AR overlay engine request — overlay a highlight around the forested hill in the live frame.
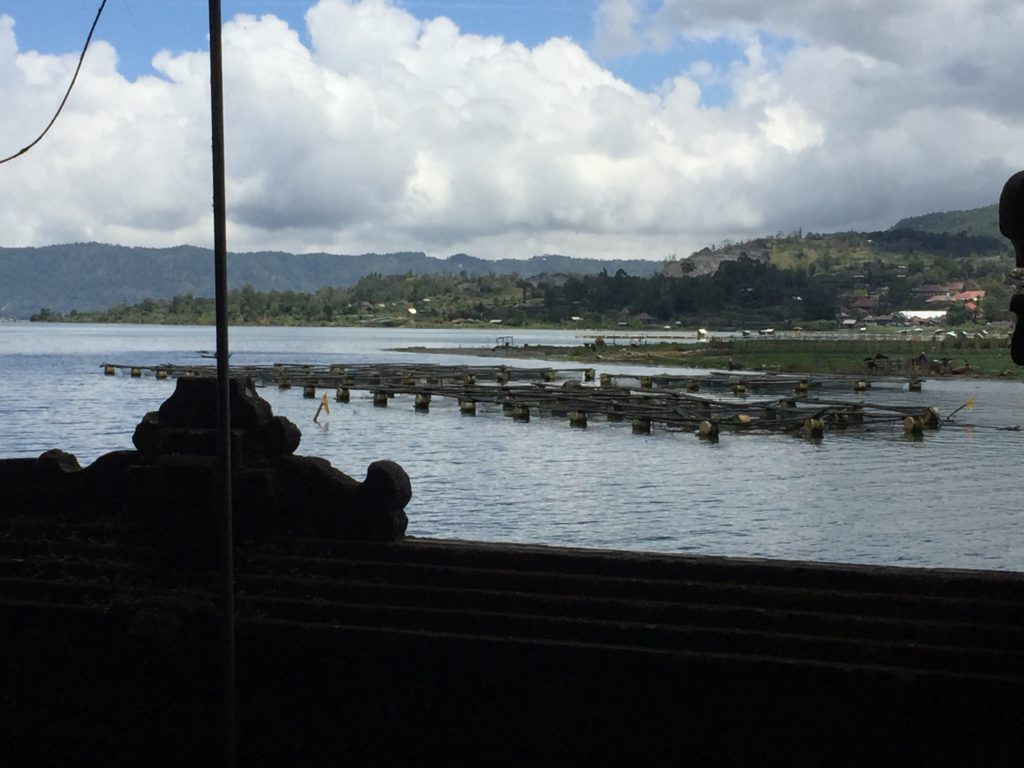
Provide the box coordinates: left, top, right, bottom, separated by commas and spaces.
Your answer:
891, 204, 999, 239
0, 243, 660, 319
1, 204, 1008, 319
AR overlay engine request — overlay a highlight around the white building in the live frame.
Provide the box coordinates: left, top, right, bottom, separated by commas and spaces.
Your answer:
898, 310, 948, 323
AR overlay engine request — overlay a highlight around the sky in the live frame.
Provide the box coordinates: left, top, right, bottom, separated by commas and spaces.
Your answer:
1, 0, 1022, 260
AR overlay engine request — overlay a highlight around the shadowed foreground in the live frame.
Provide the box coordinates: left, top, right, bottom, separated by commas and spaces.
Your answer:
1, 380, 1021, 765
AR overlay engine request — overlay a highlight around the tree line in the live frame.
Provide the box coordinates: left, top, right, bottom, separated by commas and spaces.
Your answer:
31, 257, 845, 328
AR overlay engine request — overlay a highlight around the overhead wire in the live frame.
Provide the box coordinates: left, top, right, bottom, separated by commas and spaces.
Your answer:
0, 0, 109, 165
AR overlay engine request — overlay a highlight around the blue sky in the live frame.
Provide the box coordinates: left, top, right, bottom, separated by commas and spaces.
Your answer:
1, 0, 1021, 258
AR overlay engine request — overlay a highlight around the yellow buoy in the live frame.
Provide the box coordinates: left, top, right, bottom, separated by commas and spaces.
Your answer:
155, 368, 168, 380
104, 365, 116, 376
459, 399, 476, 416
415, 393, 431, 411
512, 405, 530, 422
373, 391, 388, 407
303, 384, 316, 398
698, 420, 719, 441
921, 406, 941, 429
903, 416, 924, 435
335, 387, 350, 403
130, 367, 142, 378
569, 411, 588, 428
803, 418, 824, 439
584, 368, 596, 382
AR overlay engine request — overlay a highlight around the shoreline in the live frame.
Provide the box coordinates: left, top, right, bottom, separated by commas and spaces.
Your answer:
393, 340, 1022, 381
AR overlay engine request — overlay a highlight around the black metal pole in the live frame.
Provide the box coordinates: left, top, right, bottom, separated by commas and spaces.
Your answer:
207, 1, 236, 765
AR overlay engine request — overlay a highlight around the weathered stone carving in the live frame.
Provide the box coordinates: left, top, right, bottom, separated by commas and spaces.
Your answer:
999, 171, 1024, 268
999, 171, 1024, 364
133, 376, 301, 460
0, 377, 411, 565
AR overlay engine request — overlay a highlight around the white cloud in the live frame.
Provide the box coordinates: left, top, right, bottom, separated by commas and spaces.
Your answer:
760, 102, 824, 153
1, 0, 1023, 261
592, 0, 648, 58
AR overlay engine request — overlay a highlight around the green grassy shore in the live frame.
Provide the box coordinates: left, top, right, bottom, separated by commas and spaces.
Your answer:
397, 336, 1022, 379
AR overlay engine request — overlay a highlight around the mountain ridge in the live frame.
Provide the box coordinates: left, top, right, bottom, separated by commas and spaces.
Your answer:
0, 204, 1005, 319
0, 244, 660, 319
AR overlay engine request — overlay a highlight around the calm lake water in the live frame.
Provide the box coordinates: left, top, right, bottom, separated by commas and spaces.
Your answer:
2, 323, 1023, 572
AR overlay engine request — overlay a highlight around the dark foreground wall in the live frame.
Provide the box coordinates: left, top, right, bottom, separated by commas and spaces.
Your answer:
1, 531, 1022, 767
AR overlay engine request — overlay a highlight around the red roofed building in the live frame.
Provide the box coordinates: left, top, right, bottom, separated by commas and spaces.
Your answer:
951, 290, 986, 303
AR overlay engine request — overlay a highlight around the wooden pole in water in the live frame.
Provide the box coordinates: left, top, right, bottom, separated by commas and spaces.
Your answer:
208, 1, 235, 764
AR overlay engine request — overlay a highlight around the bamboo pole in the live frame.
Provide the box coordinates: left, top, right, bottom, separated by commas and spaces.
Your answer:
207, 1, 235, 765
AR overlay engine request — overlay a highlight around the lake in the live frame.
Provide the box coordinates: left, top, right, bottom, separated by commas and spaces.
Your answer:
2, 322, 1022, 572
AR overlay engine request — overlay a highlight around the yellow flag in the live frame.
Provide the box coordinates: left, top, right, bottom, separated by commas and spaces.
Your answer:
321, 393, 330, 414
966, 399, 975, 411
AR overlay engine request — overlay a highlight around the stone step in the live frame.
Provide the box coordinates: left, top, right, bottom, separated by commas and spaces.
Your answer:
270, 535, 1024, 602
6, 538, 1022, 640
3, 540, 1022, 680
240, 548, 1024, 627
236, 595, 1023, 678
3, 534, 1023, 765
235, 572, 1024, 651
3, 563, 1020, 679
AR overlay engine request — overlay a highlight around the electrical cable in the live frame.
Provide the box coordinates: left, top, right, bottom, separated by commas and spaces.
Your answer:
0, 0, 108, 165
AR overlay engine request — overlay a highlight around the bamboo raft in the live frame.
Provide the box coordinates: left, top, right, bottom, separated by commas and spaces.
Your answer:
101, 361, 943, 439
598, 370, 923, 393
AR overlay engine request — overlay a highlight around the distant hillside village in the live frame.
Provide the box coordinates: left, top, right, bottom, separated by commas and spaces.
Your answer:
656, 231, 996, 329
839, 282, 986, 328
